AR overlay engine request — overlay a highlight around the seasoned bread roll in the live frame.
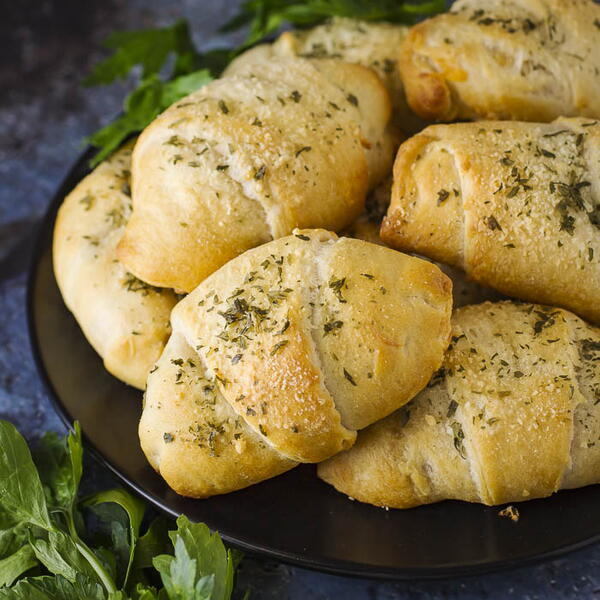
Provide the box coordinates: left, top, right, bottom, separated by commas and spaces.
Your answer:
400, 0, 600, 122
140, 332, 296, 498
225, 17, 424, 134
227, 18, 421, 134
382, 118, 600, 323
276, 18, 408, 113
140, 229, 452, 497
118, 56, 395, 293
319, 301, 600, 508
52, 144, 177, 389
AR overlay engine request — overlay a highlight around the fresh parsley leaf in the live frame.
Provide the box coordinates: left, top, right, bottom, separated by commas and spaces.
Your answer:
33, 424, 83, 513
83, 17, 215, 166
93, 544, 119, 586
154, 536, 215, 600
29, 530, 100, 585
0, 422, 54, 531
221, 0, 447, 47
159, 70, 214, 111
84, 19, 200, 86
84, 489, 146, 590
0, 422, 242, 597
153, 517, 238, 600
131, 518, 171, 573
0, 546, 38, 587
0, 574, 106, 600
87, 70, 212, 166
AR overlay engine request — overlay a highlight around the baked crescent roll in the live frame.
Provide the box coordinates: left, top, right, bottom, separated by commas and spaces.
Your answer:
382, 118, 600, 323
276, 18, 407, 109
140, 332, 296, 498
226, 18, 421, 134
140, 229, 452, 497
319, 301, 600, 508
400, 0, 600, 122
52, 143, 177, 389
118, 56, 395, 293
244, 17, 423, 133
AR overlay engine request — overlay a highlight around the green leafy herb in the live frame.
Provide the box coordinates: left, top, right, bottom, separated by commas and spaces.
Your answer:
447, 400, 458, 418
485, 215, 502, 231
270, 340, 289, 355
329, 277, 347, 303
0, 422, 243, 599
154, 517, 240, 600
451, 421, 466, 459
0, 546, 38, 588
88, 70, 212, 166
83, 18, 216, 166
220, 0, 447, 49
0, 421, 54, 531
323, 320, 344, 336
436, 189, 450, 205
84, 489, 145, 590
84, 20, 198, 86
343, 368, 357, 386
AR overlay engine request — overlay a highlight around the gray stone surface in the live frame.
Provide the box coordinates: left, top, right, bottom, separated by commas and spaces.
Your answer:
2, 1, 600, 597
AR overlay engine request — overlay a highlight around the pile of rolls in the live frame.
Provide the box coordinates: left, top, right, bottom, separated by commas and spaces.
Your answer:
54, 0, 600, 509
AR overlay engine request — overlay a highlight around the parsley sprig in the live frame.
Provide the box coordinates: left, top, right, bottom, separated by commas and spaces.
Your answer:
85, 20, 217, 166
221, 0, 446, 47
84, 0, 445, 166
0, 421, 242, 599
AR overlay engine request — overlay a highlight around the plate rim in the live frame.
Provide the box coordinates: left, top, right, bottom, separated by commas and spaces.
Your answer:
25, 146, 600, 582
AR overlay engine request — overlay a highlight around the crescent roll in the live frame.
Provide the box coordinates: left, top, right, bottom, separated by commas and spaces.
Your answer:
400, 0, 600, 123
52, 144, 177, 389
226, 18, 421, 134
319, 301, 600, 508
140, 332, 297, 498
139, 229, 452, 497
382, 118, 600, 323
118, 56, 395, 293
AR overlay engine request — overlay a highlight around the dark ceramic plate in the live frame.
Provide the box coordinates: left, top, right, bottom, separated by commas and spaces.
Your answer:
27, 148, 600, 580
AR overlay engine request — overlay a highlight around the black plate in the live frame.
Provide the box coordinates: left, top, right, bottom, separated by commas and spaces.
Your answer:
27, 148, 600, 580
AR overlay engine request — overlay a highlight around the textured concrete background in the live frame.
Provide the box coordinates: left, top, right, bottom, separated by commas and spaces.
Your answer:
3, 1, 600, 597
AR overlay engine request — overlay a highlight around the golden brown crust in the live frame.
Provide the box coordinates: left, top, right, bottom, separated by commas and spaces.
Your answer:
319, 301, 600, 508
52, 143, 177, 389
142, 228, 452, 495
171, 230, 356, 463
382, 118, 600, 323
400, 0, 600, 122
139, 332, 296, 498
404, 70, 455, 123
119, 56, 394, 293
344, 185, 503, 308
311, 236, 452, 431
269, 17, 423, 134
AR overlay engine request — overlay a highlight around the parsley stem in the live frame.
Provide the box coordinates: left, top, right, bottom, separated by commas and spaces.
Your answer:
64, 511, 117, 594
